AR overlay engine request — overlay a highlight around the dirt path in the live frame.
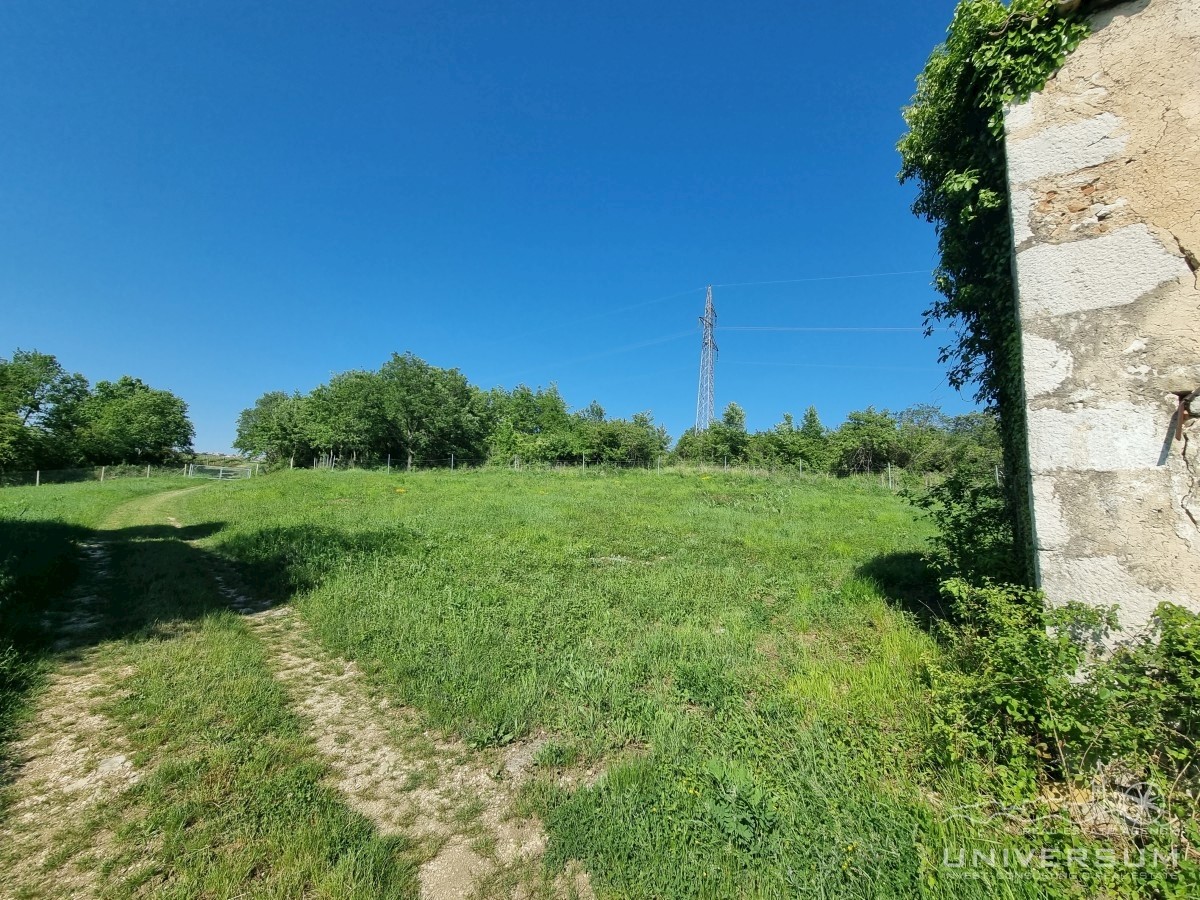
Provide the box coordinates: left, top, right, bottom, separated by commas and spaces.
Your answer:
0, 541, 138, 899
0, 490, 214, 896
1, 487, 592, 900
233, 600, 590, 899
194, 518, 595, 898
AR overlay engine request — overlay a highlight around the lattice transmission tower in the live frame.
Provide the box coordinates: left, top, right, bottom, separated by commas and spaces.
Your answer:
694, 286, 717, 431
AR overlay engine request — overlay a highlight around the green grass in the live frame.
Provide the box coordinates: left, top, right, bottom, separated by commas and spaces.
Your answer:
2, 469, 1071, 898
170, 467, 1051, 899
1, 482, 420, 898
103, 616, 418, 899
0, 478, 190, 763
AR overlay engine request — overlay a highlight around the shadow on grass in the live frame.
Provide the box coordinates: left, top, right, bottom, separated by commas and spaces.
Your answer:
0, 518, 258, 653
211, 523, 421, 598
0, 515, 407, 670
1, 513, 423, 897
0, 515, 297, 762
857, 551, 948, 632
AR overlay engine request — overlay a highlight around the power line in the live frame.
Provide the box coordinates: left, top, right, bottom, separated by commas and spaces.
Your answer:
729, 361, 941, 372
718, 326, 924, 333
710, 269, 930, 289
475, 267, 938, 389
490, 329, 695, 384
497, 268, 932, 350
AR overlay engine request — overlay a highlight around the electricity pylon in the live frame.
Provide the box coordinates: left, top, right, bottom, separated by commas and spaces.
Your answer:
695, 286, 717, 431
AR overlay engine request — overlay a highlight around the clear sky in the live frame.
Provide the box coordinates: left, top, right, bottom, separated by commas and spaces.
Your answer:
1, 0, 970, 453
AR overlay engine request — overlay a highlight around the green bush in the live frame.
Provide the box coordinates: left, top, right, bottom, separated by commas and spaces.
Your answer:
930, 584, 1200, 790
1098, 604, 1200, 773
926, 582, 1200, 893
909, 465, 1019, 583
925, 579, 1112, 796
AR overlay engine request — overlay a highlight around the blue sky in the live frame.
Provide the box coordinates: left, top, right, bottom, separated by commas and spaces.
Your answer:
1, 0, 969, 452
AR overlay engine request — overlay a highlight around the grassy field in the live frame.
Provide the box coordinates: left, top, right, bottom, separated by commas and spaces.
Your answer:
171, 467, 1037, 899
0, 479, 188, 754
1, 482, 422, 898
1, 468, 1056, 898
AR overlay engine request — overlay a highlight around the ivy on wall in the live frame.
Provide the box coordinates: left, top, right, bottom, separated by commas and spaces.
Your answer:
897, 0, 1093, 581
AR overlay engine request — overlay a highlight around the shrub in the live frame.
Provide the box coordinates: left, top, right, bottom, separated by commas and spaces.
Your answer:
926, 587, 1200, 893
925, 579, 1112, 796
1097, 604, 1200, 773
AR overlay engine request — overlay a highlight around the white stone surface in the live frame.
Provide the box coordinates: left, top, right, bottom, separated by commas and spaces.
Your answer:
1039, 554, 1169, 631
1031, 478, 1071, 551
1026, 403, 1161, 473
1016, 224, 1189, 317
1004, 100, 1036, 134
1010, 188, 1035, 246
1007, 0, 1200, 627
1023, 333, 1074, 396
1007, 112, 1126, 185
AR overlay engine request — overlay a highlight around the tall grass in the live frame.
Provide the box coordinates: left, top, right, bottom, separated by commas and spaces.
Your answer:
2, 479, 421, 897
0, 479, 185, 768
175, 467, 1051, 899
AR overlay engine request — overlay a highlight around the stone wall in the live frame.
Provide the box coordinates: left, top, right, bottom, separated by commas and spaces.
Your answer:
1004, 0, 1199, 630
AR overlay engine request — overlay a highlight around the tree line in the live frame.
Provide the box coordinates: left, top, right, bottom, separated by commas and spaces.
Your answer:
234, 352, 670, 468
674, 401, 1000, 476
0, 349, 195, 471
237, 351, 998, 474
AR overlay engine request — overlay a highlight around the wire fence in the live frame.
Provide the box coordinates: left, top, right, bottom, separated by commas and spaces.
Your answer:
2, 456, 957, 494
0, 464, 197, 489
279, 453, 944, 493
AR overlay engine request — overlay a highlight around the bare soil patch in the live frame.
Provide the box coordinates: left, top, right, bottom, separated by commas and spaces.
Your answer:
203, 561, 593, 899
0, 545, 138, 899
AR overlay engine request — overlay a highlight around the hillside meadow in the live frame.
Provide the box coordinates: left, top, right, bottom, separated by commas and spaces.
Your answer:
0, 468, 1051, 899
172, 468, 1020, 898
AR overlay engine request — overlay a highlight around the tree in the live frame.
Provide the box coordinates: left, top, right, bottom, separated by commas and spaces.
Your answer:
795, 406, 833, 472
579, 411, 668, 464
721, 402, 746, 432
671, 427, 699, 461
831, 407, 902, 475
378, 352, 482, 469
486, 384, 577, 462
0, 412, 41, 471
704, 402, 749, 463
799, 406, 824, 442
896, 404, 952, 472
0, 350, 90, 468
673, 403, 748, 465
0, 350, 85, 427
76, 376, 194, 464
307, 371, 387, 463
579, 400, 606, 423
234, 391, 313, 466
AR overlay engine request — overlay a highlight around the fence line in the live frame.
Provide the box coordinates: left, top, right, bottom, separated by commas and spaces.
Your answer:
1, 461, 262, 489
275, 455, 936, 492
185, 463, 255, 480
2, 457, 946, 494
0, 464, 198, 489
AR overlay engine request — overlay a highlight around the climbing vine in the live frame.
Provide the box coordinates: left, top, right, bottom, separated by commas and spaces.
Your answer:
898, 0, 1092, 581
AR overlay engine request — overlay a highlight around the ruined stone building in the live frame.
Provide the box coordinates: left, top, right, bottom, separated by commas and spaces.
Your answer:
1004, 0, 1199, 629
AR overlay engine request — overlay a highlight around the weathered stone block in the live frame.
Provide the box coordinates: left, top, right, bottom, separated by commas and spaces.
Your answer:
1005, 0, 1200, 631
